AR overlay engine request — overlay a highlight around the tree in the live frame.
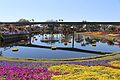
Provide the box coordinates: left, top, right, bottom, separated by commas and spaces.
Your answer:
59, 19, 63, 22
31, 19, 34, 22
17, 19, 30, 32
18, 19, 30, 22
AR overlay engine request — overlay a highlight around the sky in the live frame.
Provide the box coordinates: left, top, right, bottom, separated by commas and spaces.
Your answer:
0, 0, 120, 22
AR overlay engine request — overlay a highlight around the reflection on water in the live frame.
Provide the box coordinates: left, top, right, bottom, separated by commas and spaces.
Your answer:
32, 34, 120, 52
0, 34, 120, 59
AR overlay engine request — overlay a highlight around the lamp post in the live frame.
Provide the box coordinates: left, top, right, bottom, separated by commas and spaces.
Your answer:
71, 25, 74, 48
29, 19, 34, 44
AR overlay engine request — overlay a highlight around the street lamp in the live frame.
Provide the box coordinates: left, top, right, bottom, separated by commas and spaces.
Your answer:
71, 25, 74, 48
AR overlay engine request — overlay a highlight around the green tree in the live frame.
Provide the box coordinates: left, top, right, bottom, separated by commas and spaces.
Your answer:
18, 19, 30, 22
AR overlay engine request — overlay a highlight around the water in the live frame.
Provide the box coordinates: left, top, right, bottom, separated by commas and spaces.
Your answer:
0, 34, 120, 59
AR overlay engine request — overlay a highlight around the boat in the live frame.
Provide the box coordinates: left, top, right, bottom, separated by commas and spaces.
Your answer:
91, 43, 96, 46
12, 48, 19, 52
51, 46, 57, 50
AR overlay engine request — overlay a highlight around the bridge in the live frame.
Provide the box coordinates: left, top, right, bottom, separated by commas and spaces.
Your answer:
0, 22, 120, 25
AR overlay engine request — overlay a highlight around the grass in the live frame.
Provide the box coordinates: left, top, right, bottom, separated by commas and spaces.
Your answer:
0, 52, 119, 62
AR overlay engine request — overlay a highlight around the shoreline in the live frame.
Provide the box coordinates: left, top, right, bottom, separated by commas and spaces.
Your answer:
0, 52, 119, 62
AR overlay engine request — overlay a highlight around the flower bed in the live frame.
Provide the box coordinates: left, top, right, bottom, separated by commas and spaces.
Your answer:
108, 60, 120, 68
0, 58, 119, 80
108, 34, 120, 37
85, 32, 107, 35
48, 64, 120, 80
0, 66, 52, 80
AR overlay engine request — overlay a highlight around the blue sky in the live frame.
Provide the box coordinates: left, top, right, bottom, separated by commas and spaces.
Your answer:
0, 0, 120, 22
